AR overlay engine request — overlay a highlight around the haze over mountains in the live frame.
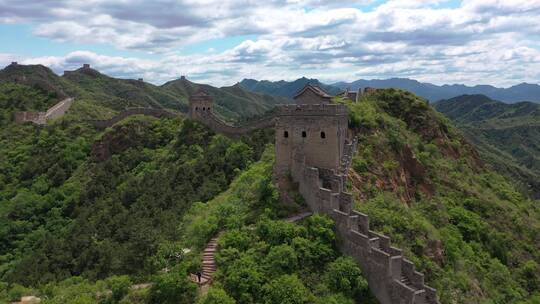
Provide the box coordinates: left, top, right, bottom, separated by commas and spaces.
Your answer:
241, 77, 540, 104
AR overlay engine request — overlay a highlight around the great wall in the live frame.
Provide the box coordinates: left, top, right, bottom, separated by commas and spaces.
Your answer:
14, 97, 74, 125
188, 87, 441, 304
11, 79, 440, 303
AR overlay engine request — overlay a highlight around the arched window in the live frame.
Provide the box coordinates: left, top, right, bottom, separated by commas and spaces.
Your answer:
302, 131, 307, 138
202, 107, 206, 111
284, 131, 289, 138
195, 106, 199, 111
207, 107, 211, 111
320, 131, 326, 139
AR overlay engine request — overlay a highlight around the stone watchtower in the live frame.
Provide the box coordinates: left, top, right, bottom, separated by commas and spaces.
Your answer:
275, 84, 349, 175
188, 90, 214, 120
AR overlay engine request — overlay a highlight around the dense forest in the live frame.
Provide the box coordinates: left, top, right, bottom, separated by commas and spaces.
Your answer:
1, 76, 540, 304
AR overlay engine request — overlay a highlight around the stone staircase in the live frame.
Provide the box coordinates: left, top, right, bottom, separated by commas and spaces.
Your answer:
190, 237, 218, 285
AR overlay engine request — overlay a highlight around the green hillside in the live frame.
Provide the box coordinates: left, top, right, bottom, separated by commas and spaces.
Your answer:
0, 64, 289, 123
162, 78, 291, 122
1, 83, 539, 304
337, 90, 540, 303
434, 95, 540, 198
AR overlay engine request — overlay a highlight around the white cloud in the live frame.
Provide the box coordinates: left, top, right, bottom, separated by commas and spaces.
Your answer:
0, 0, 539, 86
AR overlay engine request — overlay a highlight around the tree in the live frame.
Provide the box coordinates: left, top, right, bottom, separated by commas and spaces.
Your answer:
148, 271, 197, 304
265, 244, 298, 275
262, 274, 314, 304
324, 257, 368, 298
197, 287, 236, 304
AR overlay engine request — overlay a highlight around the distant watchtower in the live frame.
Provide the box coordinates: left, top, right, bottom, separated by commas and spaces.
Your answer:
189, 90, 214, 120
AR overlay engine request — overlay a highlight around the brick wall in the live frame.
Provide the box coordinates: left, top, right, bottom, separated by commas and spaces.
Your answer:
288, 151, 440, 304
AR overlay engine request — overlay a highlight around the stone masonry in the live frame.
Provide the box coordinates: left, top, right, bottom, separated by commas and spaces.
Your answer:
187, 86, 440, 304
14, 97, 74, 125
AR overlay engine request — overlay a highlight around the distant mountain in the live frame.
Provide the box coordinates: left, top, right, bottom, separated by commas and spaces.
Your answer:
434, 94, 540, 198
239, 77, 341, 99
0, 63, 288, 121
333, 78, 540, 103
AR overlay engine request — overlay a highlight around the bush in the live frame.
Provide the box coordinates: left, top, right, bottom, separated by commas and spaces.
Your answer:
105, 275, 132, 303
197, 287, 236, 304
148, 271, 197, 304
262, 274, 314, 304
265, 244, 298, 275
324, 257, 368, 297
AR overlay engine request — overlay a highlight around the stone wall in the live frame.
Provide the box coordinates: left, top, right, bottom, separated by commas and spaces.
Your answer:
274, 104, 349, 175
14, 97, 74, 125
88, 108, 177, 129
192, 110, 276, 137
288, 151, 440, 304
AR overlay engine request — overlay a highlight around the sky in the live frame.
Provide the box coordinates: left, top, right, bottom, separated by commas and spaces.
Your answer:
0, 0, 539, 87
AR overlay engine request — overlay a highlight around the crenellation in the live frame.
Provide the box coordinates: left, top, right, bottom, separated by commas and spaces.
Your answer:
186, 86, 440, 304
14, 97, 74, 125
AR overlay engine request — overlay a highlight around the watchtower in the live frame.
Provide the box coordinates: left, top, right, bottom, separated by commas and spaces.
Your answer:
274, 104, 348, 175
189, 90, 214, 120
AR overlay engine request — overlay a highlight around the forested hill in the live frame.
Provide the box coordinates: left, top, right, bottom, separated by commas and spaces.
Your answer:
339, 89, 540, 303
434, 94, 540, 198
1, 77, 540, 304
0, 63, 288, 122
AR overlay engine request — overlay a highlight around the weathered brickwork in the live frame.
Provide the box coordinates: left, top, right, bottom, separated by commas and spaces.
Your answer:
89, 108, 177, 129
286, 151, 439, 304
187, 87, 440, 304
14, 97, 74, 125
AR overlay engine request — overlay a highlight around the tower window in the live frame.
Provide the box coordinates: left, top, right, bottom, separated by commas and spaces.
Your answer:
284, 131, 289, 138
207, 107, 211, 111
302, 131, 307, 138
320, 131, 326, 139
202, 107, 206, 111
195, 106, 199, 111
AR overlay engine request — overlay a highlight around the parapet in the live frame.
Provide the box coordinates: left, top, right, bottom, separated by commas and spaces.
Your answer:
83, 63, 90, 68
11, 61, 18, 66
288, 152, 440, 304
276, 104, 349, 117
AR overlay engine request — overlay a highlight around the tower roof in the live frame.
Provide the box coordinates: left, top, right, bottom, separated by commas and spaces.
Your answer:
293, 84, 332, 100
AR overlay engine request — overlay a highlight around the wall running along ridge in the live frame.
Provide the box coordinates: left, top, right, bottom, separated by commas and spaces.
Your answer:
288, 150, 439, 304
188, 93, 441, 304
14, 97, 74, 125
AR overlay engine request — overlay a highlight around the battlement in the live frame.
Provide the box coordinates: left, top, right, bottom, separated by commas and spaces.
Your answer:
83, 63, 90, 68
288, 151, 440, 304
11, 61, 18, 66
276, 104, 348, 117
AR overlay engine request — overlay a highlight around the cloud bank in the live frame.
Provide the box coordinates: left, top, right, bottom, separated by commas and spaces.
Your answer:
1, 0, 539, 86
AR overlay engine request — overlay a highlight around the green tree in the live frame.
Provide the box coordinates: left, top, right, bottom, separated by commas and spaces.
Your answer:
324, 257, 368, 297
265, 244, 298, 275
262, 274, 314, 304
148, 271, 197, 304
197, 287, 236, 304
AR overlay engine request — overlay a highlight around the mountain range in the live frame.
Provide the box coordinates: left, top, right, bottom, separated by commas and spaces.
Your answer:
240, 77, 540, 103
434, 94, 540, 198
0, 63, 290, 122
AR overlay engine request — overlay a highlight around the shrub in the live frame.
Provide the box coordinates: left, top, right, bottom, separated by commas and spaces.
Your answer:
197, 287, 236, 304
262, 274, 314, 304
148, 271, 197, 304
324, 257, 368, 297
265, 244, 298, 275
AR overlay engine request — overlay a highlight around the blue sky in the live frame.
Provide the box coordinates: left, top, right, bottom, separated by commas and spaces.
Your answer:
1, 0, 539, 87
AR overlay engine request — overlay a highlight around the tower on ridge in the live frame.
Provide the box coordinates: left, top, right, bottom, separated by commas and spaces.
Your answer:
188, 90, 213, 120
274, 104, 348, 175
